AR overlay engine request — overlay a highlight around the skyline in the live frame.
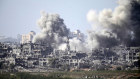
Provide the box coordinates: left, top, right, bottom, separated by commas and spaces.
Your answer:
0, 0, 140, 77
0, 0, 117, 38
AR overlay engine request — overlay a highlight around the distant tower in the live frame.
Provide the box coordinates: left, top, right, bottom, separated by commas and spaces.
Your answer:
66, 37, 70, 54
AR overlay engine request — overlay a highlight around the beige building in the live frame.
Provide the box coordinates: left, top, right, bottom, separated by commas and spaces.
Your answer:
21, 31, 36, 44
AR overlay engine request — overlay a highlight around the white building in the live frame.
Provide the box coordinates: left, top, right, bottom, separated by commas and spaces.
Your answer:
21, 31, 36, 44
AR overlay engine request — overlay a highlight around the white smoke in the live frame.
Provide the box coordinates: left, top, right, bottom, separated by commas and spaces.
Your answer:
86, 0, 132, 48
33, 11, 69, 49
58, 43, 67, 51
87, 0, 131, 28
69, 37, 90, 52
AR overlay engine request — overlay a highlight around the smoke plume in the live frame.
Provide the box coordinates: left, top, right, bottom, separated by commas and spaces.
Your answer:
69, 37, 89, 52
130, 0, 140, 46
33, 11, 69, 49
33, 0, 140, 52
33, 11, 89, 52
87, 0, 140, 48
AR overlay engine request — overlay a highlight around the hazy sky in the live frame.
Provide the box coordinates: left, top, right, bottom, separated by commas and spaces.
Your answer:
0, 0, 117, 38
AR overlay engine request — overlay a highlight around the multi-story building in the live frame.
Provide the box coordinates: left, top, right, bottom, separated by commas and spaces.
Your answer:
126, 47, 140, 63
21, 31, 36, 44
111, 46, 129, 62
12, 45, 21, 58
39, 58, 49, 67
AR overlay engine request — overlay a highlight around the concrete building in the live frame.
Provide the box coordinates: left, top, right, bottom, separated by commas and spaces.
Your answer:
21, 31, 36, 44
12, 45, 21, 58
126, 47, 140, 62
0, 42, 12, 59
39, 58, 49, 67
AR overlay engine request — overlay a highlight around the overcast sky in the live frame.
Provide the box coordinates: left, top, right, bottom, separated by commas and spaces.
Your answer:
0, 0, 117, 38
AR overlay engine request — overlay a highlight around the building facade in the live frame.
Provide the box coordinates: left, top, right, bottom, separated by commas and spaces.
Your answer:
21, 31, 36, 44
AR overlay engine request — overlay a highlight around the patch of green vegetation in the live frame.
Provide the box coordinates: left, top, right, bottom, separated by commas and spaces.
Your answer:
0, 72, 73, 79
0, 70, 139, 79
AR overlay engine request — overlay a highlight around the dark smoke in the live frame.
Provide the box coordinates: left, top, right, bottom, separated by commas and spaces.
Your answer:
87, 0, 140, 49
129, 0, 140, 46
96, 34, 119, 48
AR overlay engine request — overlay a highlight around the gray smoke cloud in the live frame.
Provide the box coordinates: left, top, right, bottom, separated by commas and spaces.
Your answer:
33, 11, 69, 49
130, 0, 140, 46
33, 11, 89, 52
33, 0, 140, 53
87, 0, 140, 48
